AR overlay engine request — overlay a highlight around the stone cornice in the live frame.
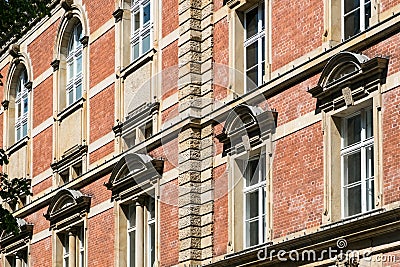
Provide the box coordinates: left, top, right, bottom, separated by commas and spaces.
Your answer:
207, 207, 400, 267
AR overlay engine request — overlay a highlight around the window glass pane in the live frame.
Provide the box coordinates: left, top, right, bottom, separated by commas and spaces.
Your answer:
76, 84, 82, 100
16, 127, 21, 141
344, 0, 360, 14
261, 37, 265, 62
134, 12, 140, 31
366, 146, 374, 178
365, 1, 371, 29
76, 23, 83, 42
346, 114, 361, 146
22, 122, 27, 138
148, 198, 155, 220
76, 55, 82, 74
68, 90, 74, 106
260, 2, 265, 30
64, 259, 69, 267
133, 43, 139, 60
129, 204, 136, 227
23, 97, 28, 114
129, 231, 136, 267
17, 102, 21, 118
245, 190, 259, 219
246, 42, 258, 69
344, 151, 361, 185
344, 185, 361, 216
149, 223, 155, 266
246, 220, 259, 247
246, 68, 258, 91
143, 3, 151, 24
246, 8, 258, 39
142, 34, 151, 54
245, 158, 259, 186
366, 108, 373, 138
366, 178, 374, 211
344, 10, 360, 39
67, 63, 73, 82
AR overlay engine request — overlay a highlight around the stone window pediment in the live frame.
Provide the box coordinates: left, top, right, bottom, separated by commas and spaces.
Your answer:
0, 218, 33, 253
104, 153, 163, 200
309, 52, 389, 112
217, 104, 277, 156
44, 189, 91, 229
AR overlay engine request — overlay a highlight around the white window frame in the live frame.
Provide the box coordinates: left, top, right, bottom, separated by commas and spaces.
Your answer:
243, 154, 266, 248
62, 234, 70, 267
78, 227, 85, 267
66, 24, 83, 106
130, 0, 153, 61
127, 203, 136, 267
341, 108, 374, 218
147, 198, 155, 267
244, 2, 265, 92
15, 70, 29, 142
341, 0, 371, 40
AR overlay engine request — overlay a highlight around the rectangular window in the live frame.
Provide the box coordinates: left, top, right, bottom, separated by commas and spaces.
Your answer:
342, 0, 371, 40
243, 154, 266, 248
341, 108, 374, 217
131, 0, 153, 61
126, 197, 156, 267
5, 249, 28, 267
244, 2, 265, 92
127, 203, 136, 267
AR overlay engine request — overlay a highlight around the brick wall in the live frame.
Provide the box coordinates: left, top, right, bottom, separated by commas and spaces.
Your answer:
32, 177, 52, 196
25, 207, 49, 235
87, 208, 115, 267
264, 74, 318, 126
213, 163, 228, 257
89, 140, 114, 164
213, 18, 229, 101
32, 127, 52, 177
30, 238, 52, 267
380, 0, 400, 12
90, 84, 115, 143
363, 32, 400, 76
80, 174, 112, 207
162, 0, 179, 37
89, 28, 115, 88
83, 0, 114, 34
148, 137, 178, 173
162, 41, 178, 100
272, 0, 323, 71
382, 86, 400, 205
159, 179, 179, 266
272, 122, 324, 238
28, 21, 59, 78
33, 76, 53, 128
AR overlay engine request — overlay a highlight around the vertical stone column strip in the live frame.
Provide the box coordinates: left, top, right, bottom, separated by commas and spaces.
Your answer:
177, 0, 214, 263
68, 230, 76, 267
135, 198, 144, 267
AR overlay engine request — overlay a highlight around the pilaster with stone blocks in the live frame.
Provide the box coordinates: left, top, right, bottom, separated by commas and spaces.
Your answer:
177, 0, 215, 263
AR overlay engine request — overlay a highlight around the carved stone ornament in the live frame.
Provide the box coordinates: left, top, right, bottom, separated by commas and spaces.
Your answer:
8, 44, 20, 58
309, 52, 389, 112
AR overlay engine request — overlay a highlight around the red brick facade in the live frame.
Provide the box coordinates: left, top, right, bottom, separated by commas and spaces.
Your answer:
0, 0, 400, 266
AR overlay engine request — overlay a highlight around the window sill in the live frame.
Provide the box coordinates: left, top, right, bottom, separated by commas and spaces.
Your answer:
119, 48, 156, 79
7, 136, 30, 156
57, 97, 85, 122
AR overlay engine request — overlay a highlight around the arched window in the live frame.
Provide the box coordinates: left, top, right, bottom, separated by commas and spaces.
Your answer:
15, 69, 29, 142
66, 23, 83, 106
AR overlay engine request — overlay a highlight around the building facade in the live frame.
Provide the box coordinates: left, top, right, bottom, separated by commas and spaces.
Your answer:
0, 0, 400, 266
